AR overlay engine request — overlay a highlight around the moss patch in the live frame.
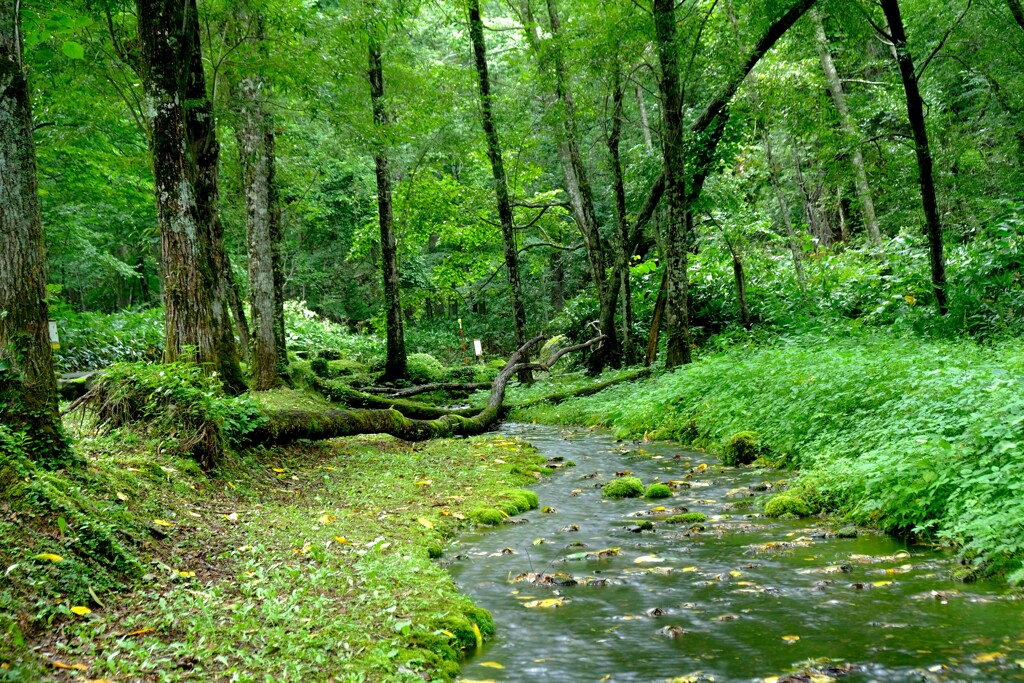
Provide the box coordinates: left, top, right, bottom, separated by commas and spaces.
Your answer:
764, 495, 812, 518
602, 476, 644, 498
722, 431, 760, 466
665, 512, 708, 524
644, 483, 672, 499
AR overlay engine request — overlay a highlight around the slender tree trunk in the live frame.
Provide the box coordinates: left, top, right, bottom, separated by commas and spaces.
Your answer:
237, 70, 283, 390
635, 83, 655, 153
368, 32, 408, 382
811, 10, 882, 248
138, 0, 226, 379
608, 66, 635, 363
267, 126, 288, 374
837, 187, 849, 242
1009, 0, 1024, 31
0, 2, 71, 466
183, 0, 246, 394
227, 266, 251, 362
881, 0, 948, 314
652, 0, 692, 368
645, 270, 667, 366
763, 134, 806, 291
732, 254, 751, 328
467, 0, 532, 382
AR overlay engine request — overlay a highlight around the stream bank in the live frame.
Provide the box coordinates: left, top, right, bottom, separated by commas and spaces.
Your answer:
448, 423, 1024, 683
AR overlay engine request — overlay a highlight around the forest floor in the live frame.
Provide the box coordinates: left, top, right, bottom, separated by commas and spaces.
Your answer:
1, 415, 551, 682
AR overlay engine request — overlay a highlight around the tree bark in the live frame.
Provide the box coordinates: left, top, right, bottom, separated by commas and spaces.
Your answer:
467, 0, 533, 383
635, 83, 655, 153
645, 270, 667, 367
183, 0, 246, 394
811, 10, 882, 248
137, 0, 227, 380
732, 255, 751, 328
368, 31, 408, 382
0, 2, 71, 466
608, 66, 635, 363
652, 0, 693, 368
880, 0, 948, 314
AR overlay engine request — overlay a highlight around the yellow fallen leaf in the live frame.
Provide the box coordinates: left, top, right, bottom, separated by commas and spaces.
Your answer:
472, 621, 483, 649
71, 606, 92, 616
972, 652, 1005, 664
85, 679, 116, 683
416, 480, 432, 486
116, 492, 129, 502
729, 571, 742, 577
873, 580, 893, 587
694, 463, 708, 472
272, 468, 285, 473
781, 635, 800, 642
292, 543, 312, 555
479, 662, 505, 669
417, 518, 434, 529
764, 678, 780, 683
324, 466, 336, 471
174, 570, 195, 578
318, 514, 337, 524
650, 506, 667, 512
35, 553, 64, 562
126, 627, 155, 636
227, 481, 235, 489
52, 661, 89, 670
524, 598, 565, 608
634, 555, 663, 564
682, 566, 699, 572
151, 519, 174, 527
333, 536, 350, 545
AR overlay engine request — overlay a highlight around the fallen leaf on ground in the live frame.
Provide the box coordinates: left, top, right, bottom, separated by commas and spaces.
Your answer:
71, 606, 92, 616
318, 514, 337, 524
151, 519, 174, 527
417, 518, 434, 529
52, 661, 89, 670
35, 553, 63, 562
125, 627, 155, 636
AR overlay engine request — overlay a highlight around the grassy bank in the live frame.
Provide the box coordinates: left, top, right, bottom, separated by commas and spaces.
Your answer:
512, 330, 1024, 582
1, 399, 549, 682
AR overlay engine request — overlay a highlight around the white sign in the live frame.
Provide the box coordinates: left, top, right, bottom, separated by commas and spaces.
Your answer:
473, 339, 483, 357
48, 319, 59, 349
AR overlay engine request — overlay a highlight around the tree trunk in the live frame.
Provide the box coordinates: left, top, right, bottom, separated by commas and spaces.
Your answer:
368, 32, 408, 383
227, 264, 251, 362
183, 0, 246, 394
608, 67, 635, 363
732, 253, 751, 328
645, 270, 667, 366
652, 0, 692, 368
1009, 0, 1024, 31
635, 83, 655, 153
811, 10, 882, 248
881, 0, 948, 314
467, 0, 532, 383
0, 2, 71, 466
138, 0, 226, 379
267, 125, 288, 377
763, 134, 806, 291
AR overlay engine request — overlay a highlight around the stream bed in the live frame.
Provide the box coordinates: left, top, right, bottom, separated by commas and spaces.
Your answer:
445, 423, 1024, 683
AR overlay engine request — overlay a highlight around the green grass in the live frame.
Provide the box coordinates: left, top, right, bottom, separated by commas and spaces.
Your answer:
0, 421, 547, 681
512, 329, 1024, 582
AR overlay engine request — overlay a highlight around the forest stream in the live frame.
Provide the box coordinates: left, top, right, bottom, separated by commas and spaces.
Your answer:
446, 424, 1024, 683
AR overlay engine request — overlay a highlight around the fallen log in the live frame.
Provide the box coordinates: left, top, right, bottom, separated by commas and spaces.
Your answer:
510, 368, 651, 411
252, 334, 605, 445
312, 378, 478, 420
360, 381, 492, 398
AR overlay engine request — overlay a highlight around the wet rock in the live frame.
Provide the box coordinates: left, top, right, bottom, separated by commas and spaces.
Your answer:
560, 524, 580, 532
628, 520, 655, 533
658, 625, 686, 638
836, 526, 859, 539
750, 481, 773, 492
646, 607, 666, 617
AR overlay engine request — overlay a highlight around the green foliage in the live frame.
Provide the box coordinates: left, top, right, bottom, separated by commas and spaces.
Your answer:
723, 431, 761, 467
764, 495, 812, 518
602, 476, 644, 499
519, 329, 1024, 581
644, 483, 673, 499
284, 302, 382, 363
53, 308, 164, 371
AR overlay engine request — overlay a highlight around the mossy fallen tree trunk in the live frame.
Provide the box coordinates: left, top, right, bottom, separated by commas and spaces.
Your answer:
312, 378, 478, 420
251, 335, 604, 446
360, 381, 492, 398
510, 368, 651, 411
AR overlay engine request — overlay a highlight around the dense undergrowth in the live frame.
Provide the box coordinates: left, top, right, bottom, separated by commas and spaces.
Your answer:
513, 328, 1024, 582
1, 397, 549, 681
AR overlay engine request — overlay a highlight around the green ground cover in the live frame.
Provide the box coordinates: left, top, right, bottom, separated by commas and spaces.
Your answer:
512, 329, 1024, 582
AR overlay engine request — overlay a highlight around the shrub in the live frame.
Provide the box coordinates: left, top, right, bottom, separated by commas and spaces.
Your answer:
602, 476, 644, 498
644, 483, 672, 499
764, 495, 812, 518
722, 431, 760, 466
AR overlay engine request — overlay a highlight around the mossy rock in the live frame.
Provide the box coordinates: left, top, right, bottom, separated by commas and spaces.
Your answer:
317, 349, 343, 360
469, 507, 505, 526
406, 353, 447, 385
722, 431, 760, 466
644, 483, 672, 499
503, 489, 539, 513
602, 476, 644, 499
763, 495, 811, 518
665, 512, 707, 524
310, 357, 330, 379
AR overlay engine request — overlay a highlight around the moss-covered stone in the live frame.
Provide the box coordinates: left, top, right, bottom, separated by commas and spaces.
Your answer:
503, 489, 539, 513
722, 431, 760, 466
665, 512, 707, 524
602, 476, 644, 498
469, 507, 505, 526
764, 494, 812, 518
644, 483, 672, 499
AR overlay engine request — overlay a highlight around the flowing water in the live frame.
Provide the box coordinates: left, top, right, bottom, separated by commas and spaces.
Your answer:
445, 424, 1024, 683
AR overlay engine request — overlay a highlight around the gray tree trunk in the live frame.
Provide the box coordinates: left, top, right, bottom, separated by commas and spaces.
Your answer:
0, 1, 71, 466
811, 10, 882, 248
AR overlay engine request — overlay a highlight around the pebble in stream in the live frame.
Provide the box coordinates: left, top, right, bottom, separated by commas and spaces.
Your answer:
446, 424, 1024, 683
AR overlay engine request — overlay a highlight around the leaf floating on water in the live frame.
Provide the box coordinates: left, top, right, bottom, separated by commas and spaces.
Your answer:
682, 566, 700, 573
729, 571, 742, 577
694, 463, 708, 473
872, 580, 893, 587
670, 674, 715, 683
634, 555, 663, 564
781, 635, 800, 642
972, 652, 1006, 664
523, 597, 566, 609
479, 662, 505, 669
